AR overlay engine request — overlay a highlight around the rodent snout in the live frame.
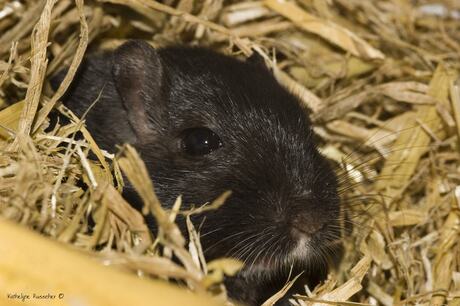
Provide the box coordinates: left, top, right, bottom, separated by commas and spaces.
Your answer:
288, 213, 325, 238
267, 192, 332, 238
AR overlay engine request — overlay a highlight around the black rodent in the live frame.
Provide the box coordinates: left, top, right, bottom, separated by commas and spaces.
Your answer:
52, 40, 343, 306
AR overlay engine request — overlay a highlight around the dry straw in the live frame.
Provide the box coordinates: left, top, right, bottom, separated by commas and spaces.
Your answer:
0, 0, 459, 305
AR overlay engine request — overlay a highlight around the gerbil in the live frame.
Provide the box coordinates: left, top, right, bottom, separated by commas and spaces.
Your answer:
52, 40, 343, 306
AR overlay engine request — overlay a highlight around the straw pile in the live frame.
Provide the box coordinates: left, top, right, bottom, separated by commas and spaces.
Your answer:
0, 0, 459, 305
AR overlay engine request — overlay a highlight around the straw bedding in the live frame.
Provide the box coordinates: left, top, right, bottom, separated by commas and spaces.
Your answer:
0, 0, 459, 305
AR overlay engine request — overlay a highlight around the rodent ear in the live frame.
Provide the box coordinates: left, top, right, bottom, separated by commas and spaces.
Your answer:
112, 40, 163, 143
246, 51, 269, 70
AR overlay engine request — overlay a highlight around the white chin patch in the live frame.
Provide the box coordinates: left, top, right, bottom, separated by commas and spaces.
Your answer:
240, 237, 313, 277
288, 236, 311, 262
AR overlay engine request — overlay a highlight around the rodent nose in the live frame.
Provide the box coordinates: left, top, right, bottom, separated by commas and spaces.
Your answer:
289, 214, 324, 237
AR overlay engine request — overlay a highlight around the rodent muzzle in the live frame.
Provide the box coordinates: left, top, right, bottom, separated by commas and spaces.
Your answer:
289, 213, 325, 238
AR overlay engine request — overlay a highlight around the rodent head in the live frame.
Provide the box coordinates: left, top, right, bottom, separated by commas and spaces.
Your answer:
61, 40, 343, 279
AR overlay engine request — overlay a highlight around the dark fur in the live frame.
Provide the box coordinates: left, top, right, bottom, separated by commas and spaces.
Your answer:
52, 40, 343, 306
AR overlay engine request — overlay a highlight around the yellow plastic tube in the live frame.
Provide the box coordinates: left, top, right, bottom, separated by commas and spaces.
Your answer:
0, 219, 223, 306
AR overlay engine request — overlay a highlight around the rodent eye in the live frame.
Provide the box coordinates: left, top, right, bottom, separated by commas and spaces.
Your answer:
181, 128, 223, 156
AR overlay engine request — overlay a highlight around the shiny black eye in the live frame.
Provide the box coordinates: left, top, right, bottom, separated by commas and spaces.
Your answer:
181, 128, 223, 156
